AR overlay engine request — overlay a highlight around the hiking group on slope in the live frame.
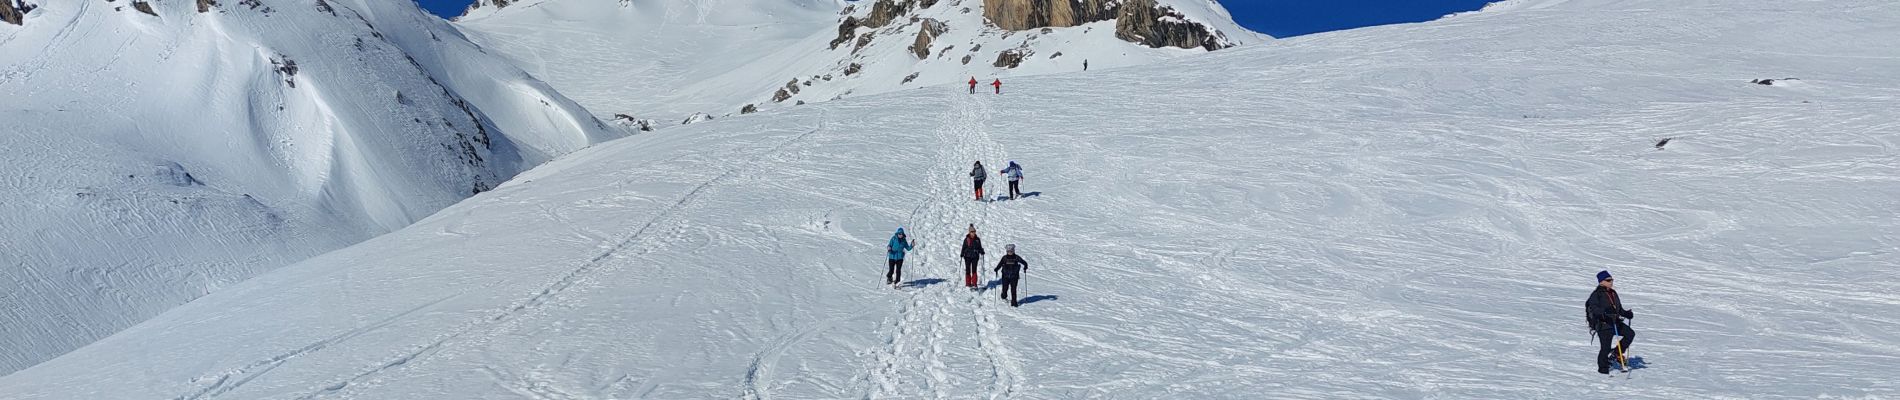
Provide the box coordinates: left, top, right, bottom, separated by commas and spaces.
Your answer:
882, 160, 1035, 307
889, 160, 1651, 371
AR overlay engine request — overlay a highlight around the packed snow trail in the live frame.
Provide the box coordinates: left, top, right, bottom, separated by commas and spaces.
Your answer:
5, 0, 1900, 398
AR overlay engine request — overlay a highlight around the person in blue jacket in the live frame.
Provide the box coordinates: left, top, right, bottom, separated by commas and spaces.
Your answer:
887, 228, 915, 285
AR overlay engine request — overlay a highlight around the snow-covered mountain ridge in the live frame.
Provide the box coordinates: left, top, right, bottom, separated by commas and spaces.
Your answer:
3, 0, 1896, 397
453, 0, 1262, 127
0, 0, 621, 375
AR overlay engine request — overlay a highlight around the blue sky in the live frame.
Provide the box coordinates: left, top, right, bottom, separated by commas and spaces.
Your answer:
414, 0, 1498, 37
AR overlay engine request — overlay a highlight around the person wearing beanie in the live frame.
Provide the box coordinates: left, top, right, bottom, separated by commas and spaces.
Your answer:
960, 224, 986, 288
886, 227, 914, 285
993, 244, 1029, 306
1585, 270, 1636, 374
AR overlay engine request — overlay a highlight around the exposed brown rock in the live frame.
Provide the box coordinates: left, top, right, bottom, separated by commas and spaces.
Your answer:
772, 79, 800, 103
854, 32, 877, 53
910, 18, 947, 59
982, 0, 1118, 31
197, 0, 218, 13
865, 0, 913, 28
1, 1, 24, 25
1115, 0, 1232, 50
132, 1, 158, 16
829, 16, 860, 50
993, 48, 1029, 68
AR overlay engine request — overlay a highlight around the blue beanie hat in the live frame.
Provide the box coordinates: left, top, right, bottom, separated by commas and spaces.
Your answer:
1597, 270, 1613, 282
896, 227, 905, 235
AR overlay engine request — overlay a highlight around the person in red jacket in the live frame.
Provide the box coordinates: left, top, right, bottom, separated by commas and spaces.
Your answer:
968, 77, 978, 94
992, 78, 1002, 94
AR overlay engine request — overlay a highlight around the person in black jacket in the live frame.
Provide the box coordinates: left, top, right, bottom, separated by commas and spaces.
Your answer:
994, 244, 1029, 306
1586, 270, 1635, 374
960, 224, 985, 288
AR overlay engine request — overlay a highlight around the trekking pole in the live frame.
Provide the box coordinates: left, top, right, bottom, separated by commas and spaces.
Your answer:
1621, 319, 1634, 379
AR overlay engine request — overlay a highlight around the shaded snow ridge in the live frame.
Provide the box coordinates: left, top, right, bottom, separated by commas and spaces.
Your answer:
0, 0, 620, 375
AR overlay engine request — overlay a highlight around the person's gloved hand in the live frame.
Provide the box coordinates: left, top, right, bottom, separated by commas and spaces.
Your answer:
1622, 309, 1634, 320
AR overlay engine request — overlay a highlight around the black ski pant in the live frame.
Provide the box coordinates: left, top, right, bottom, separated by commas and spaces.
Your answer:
1007, 180, 1021, 199
973, 179, 986, 200
1596, 321, 1634, 372
999, 276, 1019, 306
887, 259, 904, 284
963, 257, 980, 286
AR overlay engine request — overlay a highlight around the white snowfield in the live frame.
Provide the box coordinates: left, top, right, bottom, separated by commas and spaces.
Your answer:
5, 0, 1900, 398
0, 0, 619, 374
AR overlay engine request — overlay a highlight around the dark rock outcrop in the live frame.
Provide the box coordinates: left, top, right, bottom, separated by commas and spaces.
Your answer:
911, 18, 947, 59
982, 0, 1118, 31
845, 63, 863, 76
830, 16, 861, 49
132, 1, 158, 16
741, 104, 758, 114
994, 48, 1030, 68
854, 32, 877, 53
612, 114, 656, 132
1115, 0, 1233, 51
772, 79, 799, 102
865, 0, 913, 28
197, 0, 218, 13
2, 1, 25, 25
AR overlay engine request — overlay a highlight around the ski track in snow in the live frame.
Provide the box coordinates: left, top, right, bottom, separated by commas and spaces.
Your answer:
171, 114, 831, 400
858, 91, 1024, 400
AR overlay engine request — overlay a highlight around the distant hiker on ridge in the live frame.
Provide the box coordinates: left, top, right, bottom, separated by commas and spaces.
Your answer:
992, 78, 1003, 94
994, 244, 1028, 306
960, 224, 986, 289
1000, 161, 1024, 200
970, 161, 989, 201
969, 77, 978, 94
1586, 270, 1637, 374
887, 227, 914, 285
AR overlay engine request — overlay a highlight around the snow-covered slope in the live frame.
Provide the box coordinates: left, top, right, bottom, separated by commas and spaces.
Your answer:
0, 0, 620, 374
454, 0, 1263, 125
6, 0, 1900, 397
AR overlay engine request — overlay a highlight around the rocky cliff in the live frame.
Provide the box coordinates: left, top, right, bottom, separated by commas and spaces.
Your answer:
1, 1, 24, 25
1115, 0, 1232, 50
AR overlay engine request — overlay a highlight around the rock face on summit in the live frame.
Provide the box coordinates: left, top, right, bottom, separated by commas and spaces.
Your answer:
1116, 0, 1231, 50
978, 0, 1235, 50
981, 0, 1118, 31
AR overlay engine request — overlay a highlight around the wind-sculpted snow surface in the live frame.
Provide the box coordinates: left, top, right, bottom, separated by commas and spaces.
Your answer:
0, 0, 618, 374
4, 0, 1898, 397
